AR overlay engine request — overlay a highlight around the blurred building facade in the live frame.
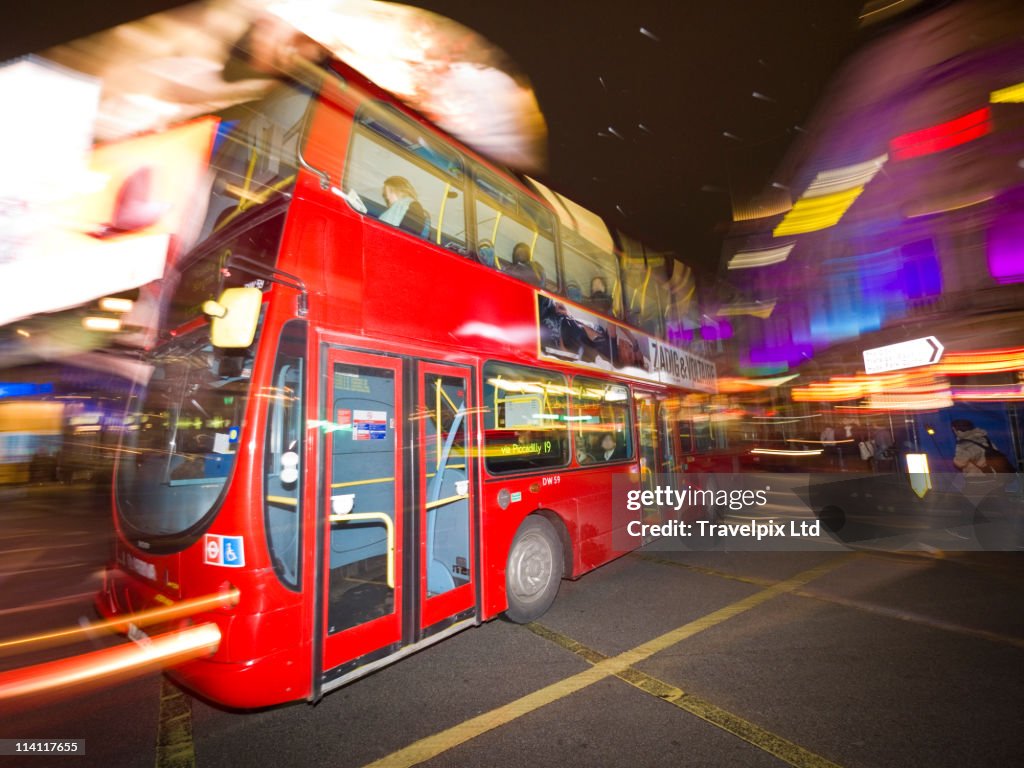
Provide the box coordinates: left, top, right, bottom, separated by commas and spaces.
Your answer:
716, 0, 1024, 467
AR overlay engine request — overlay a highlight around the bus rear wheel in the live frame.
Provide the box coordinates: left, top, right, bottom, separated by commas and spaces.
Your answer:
505, 515, 563, 624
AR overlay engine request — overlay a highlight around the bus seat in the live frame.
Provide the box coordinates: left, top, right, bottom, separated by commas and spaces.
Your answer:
426, 467, 470, 594
330, 523, 388, 569
427, 558, 456, 595
566, 281, 583, 302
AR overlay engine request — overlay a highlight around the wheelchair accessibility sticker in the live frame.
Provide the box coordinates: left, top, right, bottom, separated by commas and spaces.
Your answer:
204, 534, 245, 567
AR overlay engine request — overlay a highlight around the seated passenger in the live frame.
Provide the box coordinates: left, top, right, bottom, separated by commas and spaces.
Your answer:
586, 275, 613, 315
380, 176, 428, 237
576, 440, 596, 465
598, 432, 625, 461
476, 239, 497, 268
505, 242, 544, 287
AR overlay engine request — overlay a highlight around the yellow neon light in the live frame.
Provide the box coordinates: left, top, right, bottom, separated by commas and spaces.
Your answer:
990, 82, 1024, 103
773, 186, 864, 237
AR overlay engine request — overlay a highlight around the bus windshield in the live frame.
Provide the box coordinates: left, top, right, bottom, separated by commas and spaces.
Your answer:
116, 328, 257, 543
111, 67, 311, 543
198, 78, 316, 240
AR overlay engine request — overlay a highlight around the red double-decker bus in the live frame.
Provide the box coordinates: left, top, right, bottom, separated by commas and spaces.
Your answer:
96, 60, 716, 708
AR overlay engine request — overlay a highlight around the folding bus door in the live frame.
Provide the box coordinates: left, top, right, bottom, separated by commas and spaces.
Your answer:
320, 348, 404, 678
416, 362, 477, 632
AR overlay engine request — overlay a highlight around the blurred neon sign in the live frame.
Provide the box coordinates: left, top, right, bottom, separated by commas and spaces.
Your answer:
0, 382, 54, 399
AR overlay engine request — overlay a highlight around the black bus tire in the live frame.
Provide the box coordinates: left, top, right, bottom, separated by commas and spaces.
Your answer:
504, 515, 563, 624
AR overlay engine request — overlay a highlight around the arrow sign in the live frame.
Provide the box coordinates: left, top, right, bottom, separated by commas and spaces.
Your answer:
863, 336, 944, 374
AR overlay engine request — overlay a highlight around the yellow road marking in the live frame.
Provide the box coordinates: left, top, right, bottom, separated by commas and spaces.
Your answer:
527, 622, 843, 768
620, 666, 843, 768
363, 555, 852, 768
793, 590, 1024, 650
156, 677, 194, 768
630, 552, 777, 587
634, 551, 1024, 650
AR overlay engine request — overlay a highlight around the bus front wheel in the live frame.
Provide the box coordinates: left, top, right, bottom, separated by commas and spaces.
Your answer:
505, 515, 563, 624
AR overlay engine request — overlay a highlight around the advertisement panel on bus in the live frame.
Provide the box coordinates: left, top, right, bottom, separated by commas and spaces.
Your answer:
536, 293, 717, 395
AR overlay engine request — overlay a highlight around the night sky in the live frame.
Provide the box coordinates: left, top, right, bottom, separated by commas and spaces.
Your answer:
4, 0, 881, 272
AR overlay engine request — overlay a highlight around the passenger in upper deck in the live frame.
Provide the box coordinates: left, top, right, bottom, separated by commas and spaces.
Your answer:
505, 242, 545, 287
476, 239, 497, 268
380, 176, 429, 237
587, 275, 613, 315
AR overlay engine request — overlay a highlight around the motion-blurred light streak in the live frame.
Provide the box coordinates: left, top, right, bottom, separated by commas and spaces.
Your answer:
727, 243, 795, 270
989, 81, 1024, 103
951, 385, 1024, 401
802, 153, 887, 197
889, 106, 991, 161
716, 300, 776, 319
0, 588, 238, 657
772, 186, 865, 236
936, 346, 1024, 375
0, 623, 221, 702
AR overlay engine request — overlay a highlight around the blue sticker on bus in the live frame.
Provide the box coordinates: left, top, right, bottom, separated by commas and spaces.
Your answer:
204, 534, 245, 568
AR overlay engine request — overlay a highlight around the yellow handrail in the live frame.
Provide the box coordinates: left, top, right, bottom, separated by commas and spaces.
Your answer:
331, 476, 394, 489
329, 511, 395, 589
266, 495, 298, 507
425, 493, 469, 511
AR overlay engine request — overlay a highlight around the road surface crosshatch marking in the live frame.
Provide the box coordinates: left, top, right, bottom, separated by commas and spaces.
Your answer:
525, 622, 843, 768
362, 555, 853, 768
635, 551, 1024, 650
156, 677, 195, 768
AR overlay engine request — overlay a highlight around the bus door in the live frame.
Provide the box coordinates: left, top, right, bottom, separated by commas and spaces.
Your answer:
634, 390, 675, 531
321, 349, 404, 678
634, 391, 663, 492
416, 363, 477, 631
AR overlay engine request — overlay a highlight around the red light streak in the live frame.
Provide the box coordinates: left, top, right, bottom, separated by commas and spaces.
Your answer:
890, 107, 991, 161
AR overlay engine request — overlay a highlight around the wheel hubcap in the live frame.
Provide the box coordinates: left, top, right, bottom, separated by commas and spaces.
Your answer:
509, 531, 552, 602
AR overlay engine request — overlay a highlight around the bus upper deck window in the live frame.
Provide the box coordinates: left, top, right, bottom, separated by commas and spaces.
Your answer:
344, 103, 468, 254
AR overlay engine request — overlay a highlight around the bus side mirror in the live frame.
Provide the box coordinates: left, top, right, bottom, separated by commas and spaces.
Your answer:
203, 287, 261, 348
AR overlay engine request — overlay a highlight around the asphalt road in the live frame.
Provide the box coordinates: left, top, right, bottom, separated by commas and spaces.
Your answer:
1, 483, 1022, 768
